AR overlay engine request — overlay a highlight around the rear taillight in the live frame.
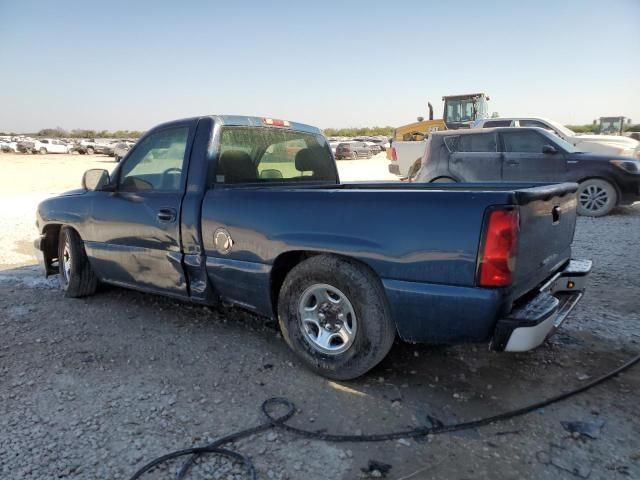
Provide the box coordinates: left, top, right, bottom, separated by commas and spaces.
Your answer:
390, 147, 397, 161
478, 208, 519, 287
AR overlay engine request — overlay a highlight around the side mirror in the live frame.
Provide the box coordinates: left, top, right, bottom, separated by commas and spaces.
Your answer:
542, 145, 558, 154
82, 169, 110, 191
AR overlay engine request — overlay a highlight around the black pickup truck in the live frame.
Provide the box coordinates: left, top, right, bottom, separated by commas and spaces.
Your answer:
35, 115, 591, 379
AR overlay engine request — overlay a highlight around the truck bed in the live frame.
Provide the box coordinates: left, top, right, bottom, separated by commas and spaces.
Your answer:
201, 181, 578, 329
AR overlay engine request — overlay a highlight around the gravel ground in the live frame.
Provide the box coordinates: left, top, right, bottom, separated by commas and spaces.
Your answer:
0, 152, 639, 479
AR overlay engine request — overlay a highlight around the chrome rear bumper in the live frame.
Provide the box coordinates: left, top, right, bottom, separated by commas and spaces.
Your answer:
491, 259, 592, 352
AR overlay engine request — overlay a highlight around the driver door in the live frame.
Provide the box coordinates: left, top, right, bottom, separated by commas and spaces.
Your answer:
86, 123, 194, 296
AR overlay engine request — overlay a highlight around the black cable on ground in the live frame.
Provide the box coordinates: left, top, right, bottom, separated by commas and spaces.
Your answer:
128, 352, 640, 480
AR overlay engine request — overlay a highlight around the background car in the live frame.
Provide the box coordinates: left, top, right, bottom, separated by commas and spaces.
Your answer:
415, 127, 640, 217
17, 138, 70, 154
112, 141, 134, 162
0, 139, 18, 152
368, 138, 389, 151
474, 117, 640, 159
365, 142, 382, 154
335, 142, 372, 160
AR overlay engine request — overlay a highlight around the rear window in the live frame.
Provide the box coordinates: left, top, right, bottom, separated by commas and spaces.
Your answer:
444, 133, 497, 152
216, 127, 336, 185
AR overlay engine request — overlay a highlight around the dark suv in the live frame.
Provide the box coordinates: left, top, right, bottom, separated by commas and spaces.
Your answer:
335, 142, 372, 160
415, 127, 640, 216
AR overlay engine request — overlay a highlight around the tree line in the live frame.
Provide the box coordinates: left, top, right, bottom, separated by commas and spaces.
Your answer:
323, 126, 395, 137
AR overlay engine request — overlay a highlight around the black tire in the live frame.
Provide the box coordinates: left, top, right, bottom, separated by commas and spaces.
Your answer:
576, 179, 617, 217
431, 176, 457, 183
351, 151, 357, 160
114, 155, 120, 162
58, 227, 98, 298
86, 147, 95, 155
277, 254, 396, 380
39, 147, 47, 154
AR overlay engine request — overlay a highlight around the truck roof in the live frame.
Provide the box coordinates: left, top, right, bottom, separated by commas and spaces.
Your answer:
432, 126, 547, 136
150, 115, 323, 136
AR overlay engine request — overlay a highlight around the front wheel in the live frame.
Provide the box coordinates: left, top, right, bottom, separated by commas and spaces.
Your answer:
86, 147, 95, 155
577, 179, 617, 217
39, 147, 47, 154
58, 227, 98, 298
278, 255, 395, 380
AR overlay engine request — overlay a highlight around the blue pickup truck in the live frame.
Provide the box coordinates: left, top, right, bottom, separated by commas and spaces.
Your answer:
35, 115, 591, 379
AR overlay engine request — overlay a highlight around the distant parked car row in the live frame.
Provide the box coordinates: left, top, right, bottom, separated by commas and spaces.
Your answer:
328, 136, 391, 159
0, 136, 137, 161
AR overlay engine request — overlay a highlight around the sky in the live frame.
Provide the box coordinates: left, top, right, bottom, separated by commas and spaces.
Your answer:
1, 0, 639, 133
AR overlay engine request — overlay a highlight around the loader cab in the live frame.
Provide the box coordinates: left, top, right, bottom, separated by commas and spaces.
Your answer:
443, 93, 490, 130
596, 116, 629, 136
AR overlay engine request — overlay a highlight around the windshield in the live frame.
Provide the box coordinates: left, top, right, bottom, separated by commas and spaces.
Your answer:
445, 99, 476, 123
540, 129, 580, 153
599, 118, 622, 135
546, 118, 575, 137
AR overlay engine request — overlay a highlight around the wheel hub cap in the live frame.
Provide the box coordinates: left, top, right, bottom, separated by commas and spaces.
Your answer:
298, 284, 357, 355
579, 185, 608, 212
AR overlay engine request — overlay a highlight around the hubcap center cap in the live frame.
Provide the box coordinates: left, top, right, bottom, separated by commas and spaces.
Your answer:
318, 303, 343, 331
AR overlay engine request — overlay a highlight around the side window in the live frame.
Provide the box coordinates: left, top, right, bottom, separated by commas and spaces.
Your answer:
119, 127, 188, 192
41, 139, 49, 144
444, 135, 460, 152
483, 120, 512, 128
502, 131, 548, 153
457, 133, 497, 152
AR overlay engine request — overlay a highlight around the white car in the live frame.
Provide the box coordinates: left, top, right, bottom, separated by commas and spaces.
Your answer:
473, 117, 640, 159
387, 139, 428, 178
18, 138, 71, 154
0, 139, 18, 152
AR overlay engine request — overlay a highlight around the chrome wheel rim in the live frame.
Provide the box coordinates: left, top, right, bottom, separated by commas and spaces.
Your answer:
298, 283, 357, 355
62, 240, 72, 282
579, 184, 609, 213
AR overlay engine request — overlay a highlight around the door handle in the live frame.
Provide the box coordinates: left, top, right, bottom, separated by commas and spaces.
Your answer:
505, 160, 520, 166
157, 208, 177, 222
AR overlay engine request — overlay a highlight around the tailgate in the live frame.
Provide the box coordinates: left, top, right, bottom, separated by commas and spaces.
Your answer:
511, 183, 578, 299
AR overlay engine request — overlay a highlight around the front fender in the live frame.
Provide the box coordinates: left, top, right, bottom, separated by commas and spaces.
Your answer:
37, 192, 91, 237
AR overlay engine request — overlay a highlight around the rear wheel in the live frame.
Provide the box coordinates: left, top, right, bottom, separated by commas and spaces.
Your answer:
277, 255, 395, 380
58, 227, 98, 298
351, 151, 357, 160
86, 147, 95, 155
577, 179, 617, 217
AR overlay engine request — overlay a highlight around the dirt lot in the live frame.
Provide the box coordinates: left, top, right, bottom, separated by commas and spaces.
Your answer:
1, 152, 639, 479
